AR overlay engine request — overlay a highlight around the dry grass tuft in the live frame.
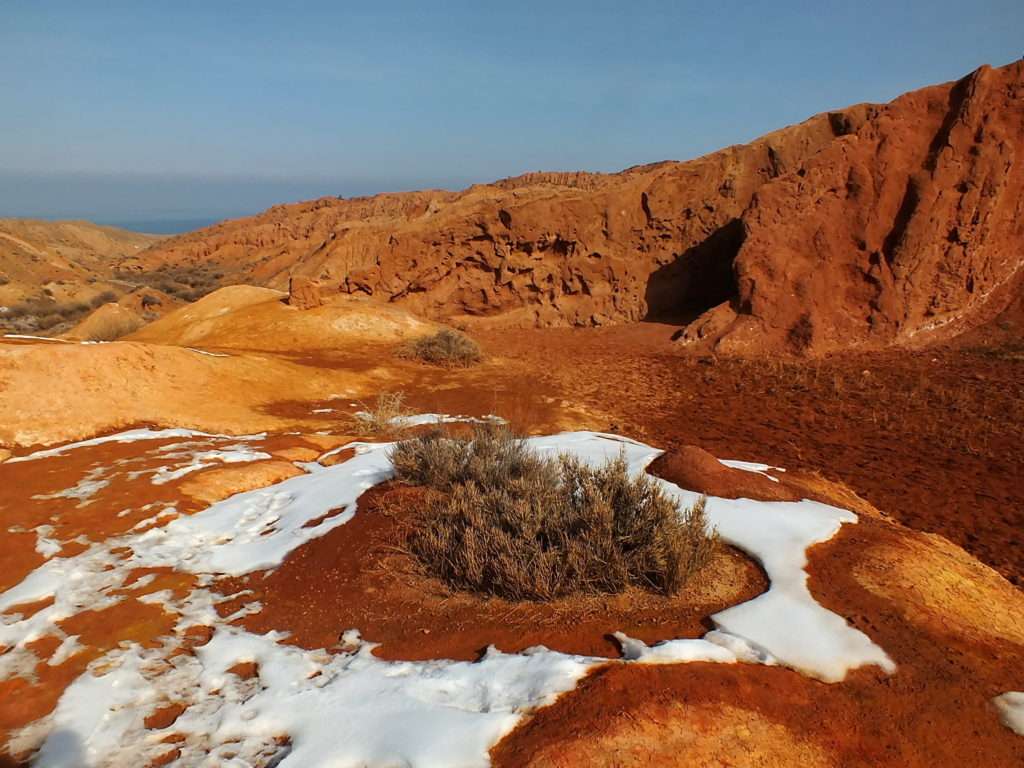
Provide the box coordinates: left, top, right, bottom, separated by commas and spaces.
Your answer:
390, 426, 716, 601
397, 329, 483, 368
352, 392, 413, 435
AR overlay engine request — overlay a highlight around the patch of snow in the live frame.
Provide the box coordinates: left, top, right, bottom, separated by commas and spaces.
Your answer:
129, 508, 178, 531
311, 408, 335, 414
186, 347, 231, 358
131, 442, 393, 575
2, 334, 69, 342
0, 545, 126, 651
719, 458, 785, 482
148, 447, 272, 485
1, 427, 897, 765
8, 428, 266, 463
31, 467, 110, 507
613, 630, 772, 665
33, 526, 63, 559
46, 635, 82, 666
995, 692, 1024, 735
695, 493, 896, 682
353, 411, 507, 429
29, 629, 593, 768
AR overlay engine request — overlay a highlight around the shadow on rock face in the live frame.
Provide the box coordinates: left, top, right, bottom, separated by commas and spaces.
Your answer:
643, 218, 744, 325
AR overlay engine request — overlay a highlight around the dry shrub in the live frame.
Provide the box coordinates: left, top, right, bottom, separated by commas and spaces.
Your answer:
120, 264, 222, 302
89, 290, 118, 308
397, 329, 482, 368
390, 426, 716, 601
37, 313, 64, 329
353, 392, 413, 435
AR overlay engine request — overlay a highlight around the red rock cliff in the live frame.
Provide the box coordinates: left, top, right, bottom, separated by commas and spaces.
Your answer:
702, 61, 1024, 354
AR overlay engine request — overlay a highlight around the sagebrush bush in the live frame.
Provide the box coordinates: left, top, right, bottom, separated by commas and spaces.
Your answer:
397, 329, 482, 368
90, 290, 118, 308
390, 426, 716, 601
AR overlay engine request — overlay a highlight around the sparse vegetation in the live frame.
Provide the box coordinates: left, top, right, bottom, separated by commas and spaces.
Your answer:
91, 290, 117, 307
352, 392, 413, 435
397, 328, 482, 368
390, 426, 716, 601
0, 286, 129, 333
115, 264, 222, 302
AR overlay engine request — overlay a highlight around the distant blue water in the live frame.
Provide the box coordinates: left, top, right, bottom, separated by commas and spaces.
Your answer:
100, 217, 224, 235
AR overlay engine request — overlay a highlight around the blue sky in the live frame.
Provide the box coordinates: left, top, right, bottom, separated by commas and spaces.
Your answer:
1, 1, 1021, 228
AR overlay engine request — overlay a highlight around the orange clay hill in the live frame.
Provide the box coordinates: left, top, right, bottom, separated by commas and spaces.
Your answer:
0, 62, 1022, 768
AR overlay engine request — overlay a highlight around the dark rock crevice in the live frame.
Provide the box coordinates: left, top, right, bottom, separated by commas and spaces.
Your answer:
643, 218, 744, 323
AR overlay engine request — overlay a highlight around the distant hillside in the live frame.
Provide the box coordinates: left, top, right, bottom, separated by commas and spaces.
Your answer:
0, 219, 165, 335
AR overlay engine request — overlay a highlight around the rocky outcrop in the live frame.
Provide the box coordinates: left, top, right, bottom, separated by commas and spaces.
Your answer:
689, 62, 1024, 355
122, 62, 1024, 354
288, 276, 322, 309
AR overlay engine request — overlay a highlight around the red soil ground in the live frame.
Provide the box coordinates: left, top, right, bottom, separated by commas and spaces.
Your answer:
1, 314, 1021, 765
475, 323, 1024, 587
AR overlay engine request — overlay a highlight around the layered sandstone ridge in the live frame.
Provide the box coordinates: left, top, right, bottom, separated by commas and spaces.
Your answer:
122, 62, 1024, 353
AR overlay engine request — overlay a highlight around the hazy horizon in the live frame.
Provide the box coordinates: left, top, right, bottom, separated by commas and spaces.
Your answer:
3, 1, 1022, 229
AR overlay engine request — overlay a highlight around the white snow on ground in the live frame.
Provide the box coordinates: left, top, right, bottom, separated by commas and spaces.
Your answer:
702, 495, 895, 682
32, 467, 110, 506
32, 525, 63, 558
2, 334, 70, 342
186, 347, 231, 357
25, 630, 592, 768
995, 692, 1024, 735
147, 446, 272, 485
128, 443, 393, 575
719, 458, 785, 481
613, 630, 773, 665
0, 334, 106, 346
7, 428, 265, 463
354, 411, 507, 429
0, 428, 896, 767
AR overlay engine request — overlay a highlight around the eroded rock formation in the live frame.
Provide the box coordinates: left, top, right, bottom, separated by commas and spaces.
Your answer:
703, 62, 1024, 354
121, 62, 1024, 354
288, 276, 322, 310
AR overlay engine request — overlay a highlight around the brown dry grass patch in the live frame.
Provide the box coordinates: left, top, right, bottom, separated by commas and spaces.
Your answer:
397, 328, 483, 368
350, 392, 413, 436
389, 426, 716, 601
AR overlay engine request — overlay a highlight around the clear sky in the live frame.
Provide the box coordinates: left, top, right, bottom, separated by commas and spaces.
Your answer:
2, 1, 1021, 229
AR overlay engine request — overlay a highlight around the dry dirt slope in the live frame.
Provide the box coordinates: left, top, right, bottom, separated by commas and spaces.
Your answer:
120, 61, 1024, 355
0, 219, 169, 336
0, 219, 161, 299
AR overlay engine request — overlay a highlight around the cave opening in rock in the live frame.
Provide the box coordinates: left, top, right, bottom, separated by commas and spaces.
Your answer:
643, 218, 744, 324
